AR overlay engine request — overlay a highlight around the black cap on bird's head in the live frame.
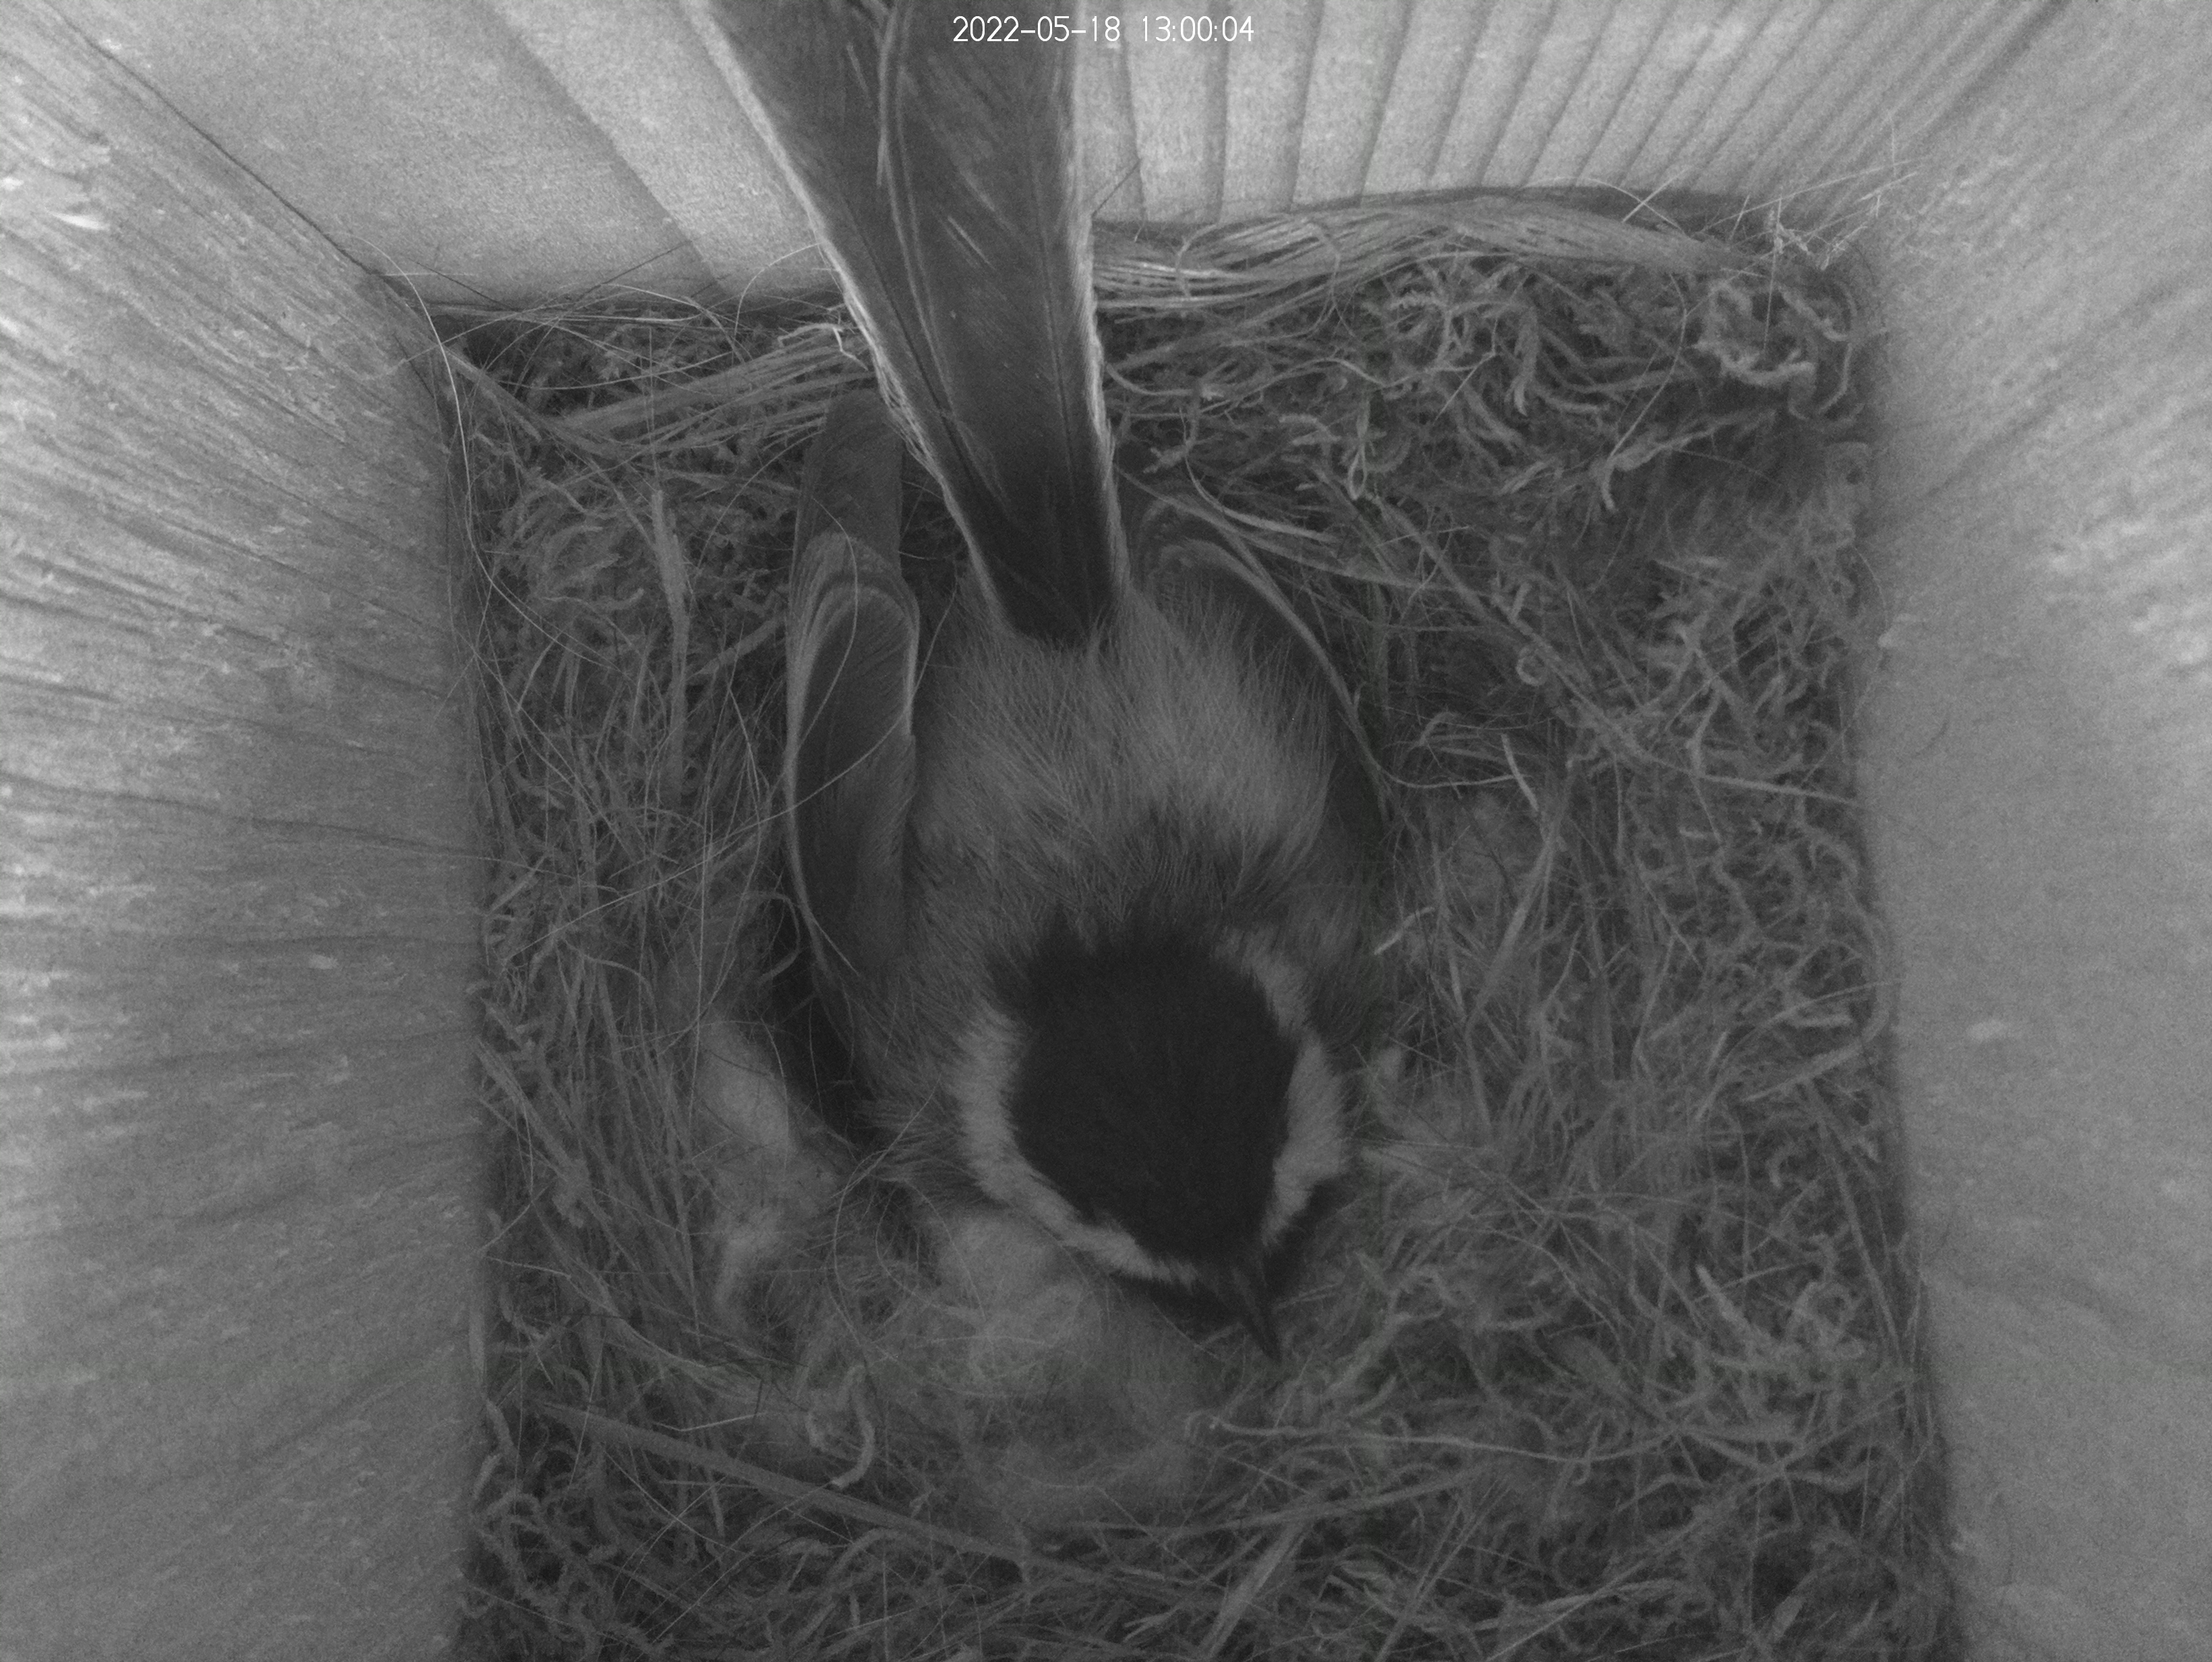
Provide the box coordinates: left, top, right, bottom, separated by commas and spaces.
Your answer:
953, 920, 1349, 1356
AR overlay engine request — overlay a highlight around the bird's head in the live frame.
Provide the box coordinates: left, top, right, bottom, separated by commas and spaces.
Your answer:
952, 921, 1349, 1356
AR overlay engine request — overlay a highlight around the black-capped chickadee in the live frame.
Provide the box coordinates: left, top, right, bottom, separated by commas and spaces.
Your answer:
718, 0, 1371, 1354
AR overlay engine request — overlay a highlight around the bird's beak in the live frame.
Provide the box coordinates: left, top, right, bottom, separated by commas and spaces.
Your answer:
1202, 1255, 1281, 1361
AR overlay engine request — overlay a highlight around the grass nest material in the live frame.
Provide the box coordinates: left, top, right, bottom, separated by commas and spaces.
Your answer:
440, 192, 1952, 1660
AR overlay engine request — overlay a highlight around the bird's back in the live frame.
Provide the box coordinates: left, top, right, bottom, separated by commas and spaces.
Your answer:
850, 581, 1362, 1159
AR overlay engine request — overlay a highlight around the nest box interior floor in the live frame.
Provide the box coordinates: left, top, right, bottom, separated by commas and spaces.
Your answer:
437, 195, 1952, 1661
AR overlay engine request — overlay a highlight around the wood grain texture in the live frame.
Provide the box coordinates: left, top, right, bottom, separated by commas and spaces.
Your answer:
1289, 0, 1410, 204
501, 0, 825, 293
1358, 0, 1481, 198
1, 7, 480, 1659
57, 0, 730, 306
1855, 5, 2212, 1658
49, 1, 2045, 297
1118, 1, 1235, 220
1217, 0, 1325, 217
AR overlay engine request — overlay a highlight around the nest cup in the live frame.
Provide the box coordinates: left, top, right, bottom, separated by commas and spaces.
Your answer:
446, 192, 1949, 1660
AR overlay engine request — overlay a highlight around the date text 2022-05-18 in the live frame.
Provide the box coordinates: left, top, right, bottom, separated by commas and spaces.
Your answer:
950, 13, 1258, 46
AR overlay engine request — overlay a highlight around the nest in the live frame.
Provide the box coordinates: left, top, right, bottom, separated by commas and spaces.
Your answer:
441, 194, 1952, 1659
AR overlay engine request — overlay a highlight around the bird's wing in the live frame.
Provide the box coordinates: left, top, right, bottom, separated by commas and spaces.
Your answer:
1136, 510, 1384, 852
784, 393, 919, 990
714, 0, 1126, 646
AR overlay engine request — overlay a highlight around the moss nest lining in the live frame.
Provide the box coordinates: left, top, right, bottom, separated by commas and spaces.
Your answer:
442, 193, 1951, 1660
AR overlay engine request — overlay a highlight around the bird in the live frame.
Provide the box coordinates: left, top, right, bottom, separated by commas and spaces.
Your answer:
716, 0, 1372, 1354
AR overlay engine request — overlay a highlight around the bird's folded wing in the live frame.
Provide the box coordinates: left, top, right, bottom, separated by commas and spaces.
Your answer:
784, 399, 920, 983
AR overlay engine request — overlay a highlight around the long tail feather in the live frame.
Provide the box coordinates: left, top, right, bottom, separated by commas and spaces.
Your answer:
714, 0, 1124, 646
879, 0, 1124, 641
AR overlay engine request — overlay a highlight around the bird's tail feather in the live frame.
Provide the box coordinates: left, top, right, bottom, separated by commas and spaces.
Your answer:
716, 0, 1125, 646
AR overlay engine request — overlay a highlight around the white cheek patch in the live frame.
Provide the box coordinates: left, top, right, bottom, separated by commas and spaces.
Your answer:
1227, 938, 1312, 1039
952, 1005, 1028, 1200
951, 1004, 1203, 1289
1264, 1037, 1349, 1246
1223, 938, 1351, 1246
1059, 1214, 1199, 1287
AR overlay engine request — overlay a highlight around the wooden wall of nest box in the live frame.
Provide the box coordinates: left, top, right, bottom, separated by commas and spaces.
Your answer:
3, 3, 2206, 1658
